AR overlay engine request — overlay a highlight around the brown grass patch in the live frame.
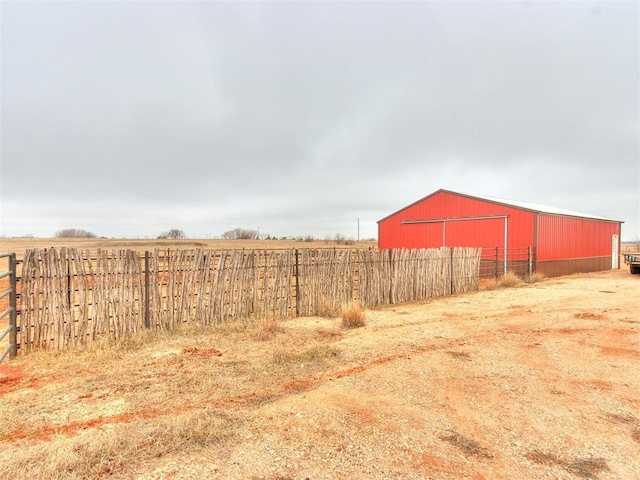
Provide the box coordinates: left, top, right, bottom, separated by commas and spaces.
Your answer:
440, 431, 492, 458
271, 342, 294, 365
341, 301, 366, 329
251, 318, 284, 341
526, 450, 609, 479
297, 343, 341, 363
526, 449, 561, 465
446, 350, 471, 361
314, 326, 342, 340
316, 298, 338, 318
272, 342, 340, 367
496, 271, 524, 288
0, 407, 235, 478
479, 271, 525, 290
606, 413, 638, 425
524, 272, 546, 283
567, 458, 610, 479
574, 312, 606, 320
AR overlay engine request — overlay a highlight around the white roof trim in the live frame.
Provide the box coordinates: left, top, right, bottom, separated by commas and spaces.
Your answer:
469, 193, 617, 221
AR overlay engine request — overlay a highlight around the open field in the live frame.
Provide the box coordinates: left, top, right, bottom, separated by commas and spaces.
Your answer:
0, 238, 378, 260
1, 268, 639, 479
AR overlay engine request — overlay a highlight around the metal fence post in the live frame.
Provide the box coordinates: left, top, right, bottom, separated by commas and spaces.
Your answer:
495, 246, 499, 280
9, 253, 17, 359
528, 246, 532, 276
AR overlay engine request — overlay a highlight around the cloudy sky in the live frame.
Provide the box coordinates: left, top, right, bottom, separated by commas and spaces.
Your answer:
1, 1, 638, 241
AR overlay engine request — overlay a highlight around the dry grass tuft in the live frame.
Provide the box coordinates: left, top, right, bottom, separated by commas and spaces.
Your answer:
478, 272, 524, 291
316, 298, 338, 318
271, 341, 340, 367
271, 342, 294, 365
297, 343, 341, 363
341, 301, 366, 329
314, 326, 342, 340
251, 318, 284, 341
497, 271, 524, 288
524, 272, 546, 283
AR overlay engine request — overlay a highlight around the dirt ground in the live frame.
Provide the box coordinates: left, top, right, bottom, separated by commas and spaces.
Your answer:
1, 268, 639, 479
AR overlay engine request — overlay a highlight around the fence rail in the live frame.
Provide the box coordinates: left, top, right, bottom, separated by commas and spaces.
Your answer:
0, 253, 18, 364
479, 246, 532, 279
18, 247, 482, 353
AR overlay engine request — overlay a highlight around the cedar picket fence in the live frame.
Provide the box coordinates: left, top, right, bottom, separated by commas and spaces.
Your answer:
18, 247, 481, 353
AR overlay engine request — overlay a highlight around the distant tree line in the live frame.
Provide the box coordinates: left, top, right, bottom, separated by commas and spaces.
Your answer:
51, 226, 371, 243
157, 228, 186, 240
55, 229, 97, 238
222, 228, 259, 240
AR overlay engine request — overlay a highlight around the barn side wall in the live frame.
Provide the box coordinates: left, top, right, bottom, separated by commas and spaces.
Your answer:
536, 257, 612, 277
535, 214, 621, 277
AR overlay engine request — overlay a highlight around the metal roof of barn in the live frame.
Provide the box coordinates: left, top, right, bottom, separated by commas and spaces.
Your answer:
378, 189, 622, 223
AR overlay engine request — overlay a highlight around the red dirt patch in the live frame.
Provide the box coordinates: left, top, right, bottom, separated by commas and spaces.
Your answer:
587, 380, 614, 390
6, 413, 135, 442
3, 407, 189, 443
0, 364, 28, 397
600, 346, 640, 358
182, 347, 223, 357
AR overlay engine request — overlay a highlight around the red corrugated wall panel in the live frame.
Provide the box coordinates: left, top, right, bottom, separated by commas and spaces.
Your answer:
536, 214, 620, 261
378, 190, 535, 250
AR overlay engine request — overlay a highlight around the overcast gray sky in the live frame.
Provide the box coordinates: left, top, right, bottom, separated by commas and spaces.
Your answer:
1, 1, 638, 241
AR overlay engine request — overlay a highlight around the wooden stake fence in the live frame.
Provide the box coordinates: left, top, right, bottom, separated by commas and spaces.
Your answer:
18, 247, 481, 353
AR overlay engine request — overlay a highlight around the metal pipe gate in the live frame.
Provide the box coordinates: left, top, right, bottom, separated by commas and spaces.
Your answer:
0, 253, 19, 363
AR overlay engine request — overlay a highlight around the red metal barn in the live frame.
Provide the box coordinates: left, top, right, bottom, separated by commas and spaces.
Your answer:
378, 189, 623, 277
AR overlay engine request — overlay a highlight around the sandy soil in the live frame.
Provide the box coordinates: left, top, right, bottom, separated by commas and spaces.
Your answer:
140, 269, 640, 479
1, 268, 639, 479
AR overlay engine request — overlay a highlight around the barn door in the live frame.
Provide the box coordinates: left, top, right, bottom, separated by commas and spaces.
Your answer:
611, 235, 619, 269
